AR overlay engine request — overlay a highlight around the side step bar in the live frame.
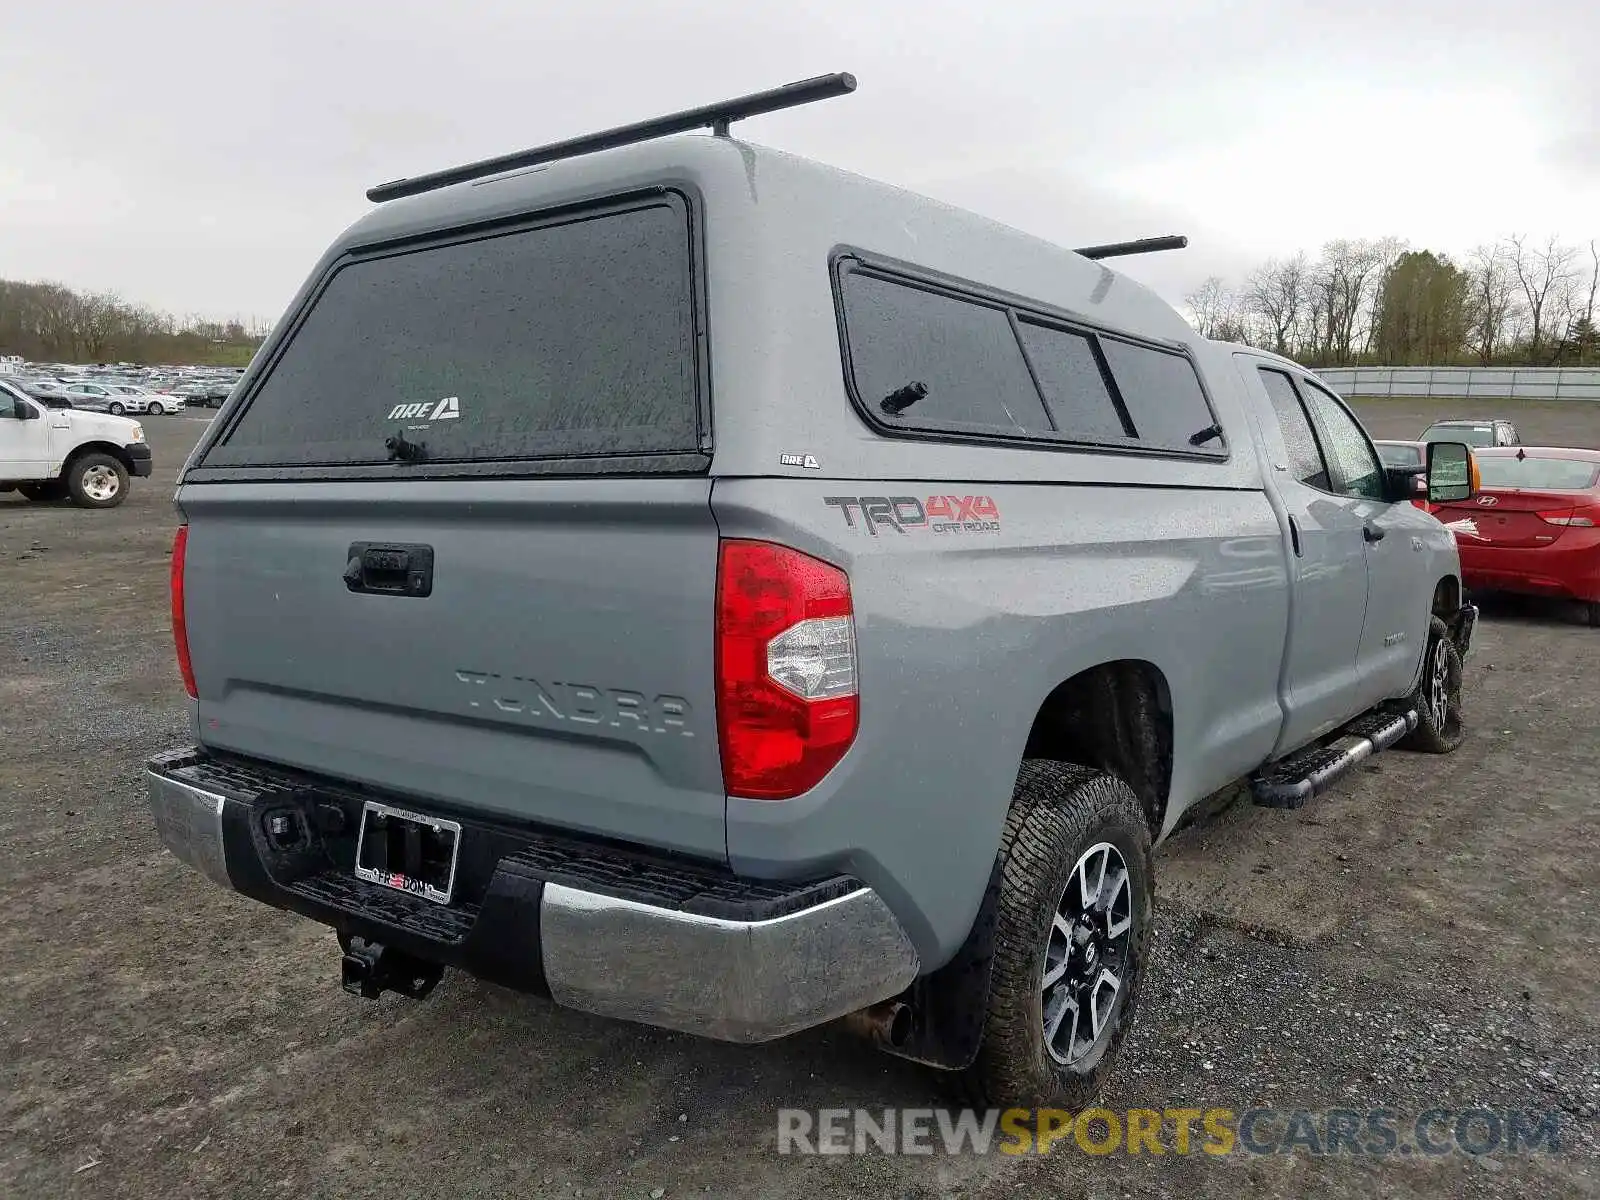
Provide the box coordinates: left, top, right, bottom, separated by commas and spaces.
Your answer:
1251, 708, 1418, 810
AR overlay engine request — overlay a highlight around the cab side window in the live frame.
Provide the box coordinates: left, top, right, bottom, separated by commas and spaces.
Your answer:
1258, 368, 1331, 491
1295, 378, 1385, 501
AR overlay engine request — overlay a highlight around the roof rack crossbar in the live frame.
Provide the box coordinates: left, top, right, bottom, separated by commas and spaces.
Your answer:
1073, 234, 1190, 261
366, 71, 858, 204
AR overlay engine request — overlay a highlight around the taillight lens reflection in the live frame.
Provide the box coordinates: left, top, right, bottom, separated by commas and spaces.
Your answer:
715, 540, 858, 800
171, 525, 197, 699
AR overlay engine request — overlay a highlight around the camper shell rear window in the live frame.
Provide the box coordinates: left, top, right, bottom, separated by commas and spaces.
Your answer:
200, 192, 706, 477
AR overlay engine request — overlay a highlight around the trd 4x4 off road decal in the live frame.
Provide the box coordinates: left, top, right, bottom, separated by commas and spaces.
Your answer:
824, 495, 1001, 536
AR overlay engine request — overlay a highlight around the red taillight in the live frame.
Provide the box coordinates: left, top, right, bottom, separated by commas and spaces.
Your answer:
171, 525, 197, 699
715, 540, 858, 800
1538, 508, 1596, 527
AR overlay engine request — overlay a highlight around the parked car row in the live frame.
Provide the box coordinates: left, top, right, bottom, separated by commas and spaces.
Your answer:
1379, 429, 1599, 627
1, 360, 243, 414
21, 378, 187, 416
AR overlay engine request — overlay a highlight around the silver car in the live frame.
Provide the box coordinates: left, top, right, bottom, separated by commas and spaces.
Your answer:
100, 383, 187, 416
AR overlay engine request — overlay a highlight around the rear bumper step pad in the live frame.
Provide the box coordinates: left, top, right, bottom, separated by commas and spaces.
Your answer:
1250, 708, 1418, 810
145, 747, 920, 1042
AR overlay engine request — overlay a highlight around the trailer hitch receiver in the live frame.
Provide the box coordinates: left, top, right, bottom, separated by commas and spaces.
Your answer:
340, 935, 444, 1001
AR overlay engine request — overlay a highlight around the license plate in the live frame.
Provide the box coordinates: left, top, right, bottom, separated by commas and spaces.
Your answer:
353, 801, 461, 905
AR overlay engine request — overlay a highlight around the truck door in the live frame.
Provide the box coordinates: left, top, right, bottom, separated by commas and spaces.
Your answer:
1294, 375, 1430, 703
1252, 366, 1372, 753
0, 387, 51, 479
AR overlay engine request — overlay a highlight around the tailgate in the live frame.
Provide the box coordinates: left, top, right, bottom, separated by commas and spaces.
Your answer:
174, 190, 726, 860
179, 479, 726, 859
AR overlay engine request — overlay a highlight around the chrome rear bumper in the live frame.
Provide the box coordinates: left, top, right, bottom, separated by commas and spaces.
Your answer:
146, 756, 919, 1043
540, 883, 918, 1042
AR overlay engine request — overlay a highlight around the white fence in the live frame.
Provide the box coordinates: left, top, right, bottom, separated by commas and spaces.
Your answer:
1316, 366, 1600, 402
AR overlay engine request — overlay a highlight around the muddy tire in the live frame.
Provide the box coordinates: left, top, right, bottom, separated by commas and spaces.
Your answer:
1399, 616, 1464, 753
66, 453, 129, 509
18, 481, 68, 503
960, 760, 1154, 1110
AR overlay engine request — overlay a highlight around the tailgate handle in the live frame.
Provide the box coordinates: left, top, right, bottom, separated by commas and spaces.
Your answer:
344, 542, 434, 597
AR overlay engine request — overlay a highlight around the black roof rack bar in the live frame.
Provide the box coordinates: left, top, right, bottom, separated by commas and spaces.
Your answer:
1074, 234, 1190, 261
366, 71, 858, 204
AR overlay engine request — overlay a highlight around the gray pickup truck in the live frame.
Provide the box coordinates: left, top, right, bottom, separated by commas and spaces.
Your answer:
146, 75, 1479, 1109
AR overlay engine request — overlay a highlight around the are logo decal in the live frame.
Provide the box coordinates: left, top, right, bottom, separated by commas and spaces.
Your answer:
386, 396, 461, 421
824, 495, 1001, 536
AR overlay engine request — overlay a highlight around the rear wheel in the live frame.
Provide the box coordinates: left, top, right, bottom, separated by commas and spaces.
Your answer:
960, 760, 1154, 1109
1398, 616, 1464, 753
66, 453, 129, 509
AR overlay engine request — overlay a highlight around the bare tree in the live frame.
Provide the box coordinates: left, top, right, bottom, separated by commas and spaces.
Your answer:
1581, 239, 1599, 335
1304, 256, 1336, 363
1245, 253, 1308, 357
1574, 240, 1600, 363
1212, 289, 1254, 345
1507, 234, 1578, 362
1183, 275, 1256, 345
1307, 238, 1400, 365
1183, 276, 1228, 339
1348, 238, 1410, 358
1465, 243, 1518, 365
77, 292, 128, 361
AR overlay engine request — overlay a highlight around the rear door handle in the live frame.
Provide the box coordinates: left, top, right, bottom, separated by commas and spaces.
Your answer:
344, 542, 434, 596
1287, 515, 1303, 558
1363, 524, 1386, 543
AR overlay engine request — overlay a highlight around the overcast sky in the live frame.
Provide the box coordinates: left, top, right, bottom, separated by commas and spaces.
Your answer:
4, 0, 1597, 325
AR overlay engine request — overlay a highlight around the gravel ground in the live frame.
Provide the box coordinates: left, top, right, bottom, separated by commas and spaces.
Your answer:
2, 404, 1597, 1199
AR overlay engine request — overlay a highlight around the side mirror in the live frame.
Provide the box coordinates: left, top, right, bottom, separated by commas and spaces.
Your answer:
13, 399, 38, 421
1382, 465, 1420, 502
1426, 441, 1475, 504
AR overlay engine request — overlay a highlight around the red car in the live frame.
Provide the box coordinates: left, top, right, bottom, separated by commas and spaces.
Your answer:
1431, 446, 1600, 627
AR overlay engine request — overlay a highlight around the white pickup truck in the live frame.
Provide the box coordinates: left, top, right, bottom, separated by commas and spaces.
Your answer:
0, 378, 153, 508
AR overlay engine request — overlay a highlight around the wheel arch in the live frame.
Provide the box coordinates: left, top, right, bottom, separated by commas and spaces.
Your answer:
60, 441, 136, 477
1431, 574, 1462, 618
1402, 574, 1463, 696
1021, 660, 1174, 839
